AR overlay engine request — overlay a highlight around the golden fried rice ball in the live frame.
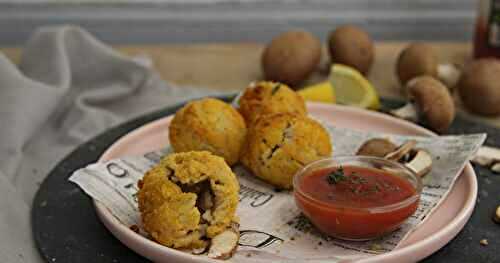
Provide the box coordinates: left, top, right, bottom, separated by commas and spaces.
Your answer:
241, 113, 332, 189
138, 151, 240, 249
238, 81, 307, 124
169, 98, 246, 166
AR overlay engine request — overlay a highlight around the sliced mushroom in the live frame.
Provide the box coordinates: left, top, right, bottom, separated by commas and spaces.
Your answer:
192, 243, 209, 255
473, 146, 500, 167
384, 141, 432, 177
356, 138, 397, 158
494, 206, 500, 224
480, 239, 489, 246
404, 149, 433, 177
390, 76, 455, 133
472, 146, 500, 173
208, 222, 240, 260
384, 140, 417, 161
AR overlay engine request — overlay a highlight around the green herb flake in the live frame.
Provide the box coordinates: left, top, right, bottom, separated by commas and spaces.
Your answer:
326, 166, 346, 185
271, 84, 281, 95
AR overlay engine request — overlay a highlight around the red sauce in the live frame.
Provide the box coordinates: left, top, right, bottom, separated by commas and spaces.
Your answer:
294, 166, 419, 240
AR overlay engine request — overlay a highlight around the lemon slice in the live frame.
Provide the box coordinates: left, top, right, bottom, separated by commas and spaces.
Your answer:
329, 64, 380, 110
298, 81, 336, 103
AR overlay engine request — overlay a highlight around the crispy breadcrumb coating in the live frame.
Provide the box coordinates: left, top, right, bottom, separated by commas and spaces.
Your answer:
138, 151, 239, 250
238, 81, 307, 124
169, 98, 246, 166
242, 113, 332, 189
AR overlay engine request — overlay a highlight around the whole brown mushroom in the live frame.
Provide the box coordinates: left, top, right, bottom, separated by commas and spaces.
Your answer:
390, 76, 455, 133
457, 59, 500, 116
261, 30, 322, 87
328, 25, 374, 75
396, 43, 460, 88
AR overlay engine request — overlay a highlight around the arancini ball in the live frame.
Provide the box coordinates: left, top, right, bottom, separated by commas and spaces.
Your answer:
241, 113, 332, 189
169, 98, 246, 166
238, 81, 307, 124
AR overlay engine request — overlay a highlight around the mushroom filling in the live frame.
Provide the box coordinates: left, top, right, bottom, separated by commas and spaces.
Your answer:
162, 173, 239, 258
138, 151, 240, 259
178, 180, 215, 217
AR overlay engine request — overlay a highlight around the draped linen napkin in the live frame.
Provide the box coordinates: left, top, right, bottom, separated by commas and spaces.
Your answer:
0, 25, 227, 262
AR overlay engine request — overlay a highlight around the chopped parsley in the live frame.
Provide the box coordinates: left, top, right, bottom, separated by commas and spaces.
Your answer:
326, 166, 346, 184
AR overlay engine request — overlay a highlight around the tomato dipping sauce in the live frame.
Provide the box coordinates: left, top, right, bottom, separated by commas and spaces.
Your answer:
294, 157, 421, 241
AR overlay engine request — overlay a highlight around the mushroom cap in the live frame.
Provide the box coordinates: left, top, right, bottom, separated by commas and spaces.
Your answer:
327, 25, 374, 75
261, 30, 322, 87
356, 138, 397, 158
396, 43, 438, 85
407, 76, 455, 133
457, 58, 500, 115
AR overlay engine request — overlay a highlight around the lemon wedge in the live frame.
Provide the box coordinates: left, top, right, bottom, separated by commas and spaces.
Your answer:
298, 81, 336, 103
329, 64, 380, 110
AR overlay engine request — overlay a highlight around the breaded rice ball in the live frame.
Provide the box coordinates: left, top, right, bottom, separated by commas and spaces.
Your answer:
169, 98, 246, 166
138, 151, 239, 250
238, 81, 307, 124
242, 113, 332, 189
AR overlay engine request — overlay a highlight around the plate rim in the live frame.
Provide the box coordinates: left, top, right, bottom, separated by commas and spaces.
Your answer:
95, 102, 478, 262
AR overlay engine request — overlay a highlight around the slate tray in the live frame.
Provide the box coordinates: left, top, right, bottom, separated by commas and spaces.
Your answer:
32, 96, 500, 263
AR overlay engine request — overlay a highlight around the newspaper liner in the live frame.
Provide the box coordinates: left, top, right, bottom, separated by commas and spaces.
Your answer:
69, 119, 485, 262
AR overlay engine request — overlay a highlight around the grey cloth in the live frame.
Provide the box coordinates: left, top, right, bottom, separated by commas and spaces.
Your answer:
0, 25, 228, 262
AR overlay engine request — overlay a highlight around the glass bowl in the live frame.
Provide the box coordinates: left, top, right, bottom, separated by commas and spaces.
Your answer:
293, 156, 423, 241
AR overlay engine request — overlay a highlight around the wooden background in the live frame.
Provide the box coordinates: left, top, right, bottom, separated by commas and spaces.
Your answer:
4, 41, 496, 127
0, 1, 476, 45
1, 1, 496, 126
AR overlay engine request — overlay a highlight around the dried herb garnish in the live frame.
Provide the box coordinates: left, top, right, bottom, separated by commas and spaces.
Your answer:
326, 166, 346, 184
271, 84, 281, 95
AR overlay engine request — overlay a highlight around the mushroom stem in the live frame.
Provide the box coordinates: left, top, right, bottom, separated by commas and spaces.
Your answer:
389, 103, 419, 122
381, 140, 432, 177
437, 63, 461, 89
405, 149, 433, 177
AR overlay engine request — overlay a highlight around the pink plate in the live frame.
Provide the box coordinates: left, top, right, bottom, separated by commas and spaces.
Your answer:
95, 102, 477, 263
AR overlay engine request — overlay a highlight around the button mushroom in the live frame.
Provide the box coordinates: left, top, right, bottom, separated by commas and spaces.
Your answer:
390, 76, 455, 133
262, 30, 322, 87
396, 43, 461, 89
457, 58, 500, 116
328, 25, 374, 75
357, 139, 432, 177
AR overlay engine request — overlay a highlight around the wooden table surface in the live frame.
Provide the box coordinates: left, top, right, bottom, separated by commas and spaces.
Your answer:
3, 42, 499, 127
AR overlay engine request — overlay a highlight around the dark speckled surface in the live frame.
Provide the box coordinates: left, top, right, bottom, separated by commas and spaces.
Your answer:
32, 97, 500, 263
